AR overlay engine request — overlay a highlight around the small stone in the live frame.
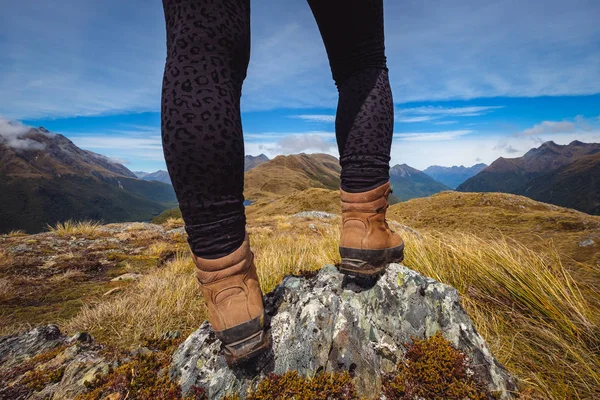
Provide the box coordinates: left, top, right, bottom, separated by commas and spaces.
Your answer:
308, 223, 317, 232
293, 211, 337, 219
131, 347, 153, 357
579, 239, 595, 247
69, 332, 93, 343
105, 394, 122, 400
162, 331, 181, 340
111, 273, 142, 282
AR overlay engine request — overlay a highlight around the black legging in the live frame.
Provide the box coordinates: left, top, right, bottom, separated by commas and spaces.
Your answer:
161, 0, 394, 259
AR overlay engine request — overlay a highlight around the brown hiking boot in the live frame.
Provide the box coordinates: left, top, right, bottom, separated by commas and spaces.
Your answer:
339, 181, 404, 278
191, 233, 270, 366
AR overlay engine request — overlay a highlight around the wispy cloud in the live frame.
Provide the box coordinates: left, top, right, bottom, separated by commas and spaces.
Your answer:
393, 130, 473, 141
263, 133, 336, 153
289, 114, 336, 123
520, 121, 577, 136
433, 120, 459, 125
395, 105, 504, 123
2, 0, 599, 119
396, 116, 438, 123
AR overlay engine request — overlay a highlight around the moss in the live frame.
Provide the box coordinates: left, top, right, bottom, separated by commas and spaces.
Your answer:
77, 352, 180, 400
382, 331, 497, 400
77, 338, 184, 400
246, 370, 357, 400
0, 344, 67, 384
22, 366, 66, 392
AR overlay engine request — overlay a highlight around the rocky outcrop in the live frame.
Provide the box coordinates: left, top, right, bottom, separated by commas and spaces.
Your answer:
170, 264, 517, 399
0, 326, 111, 400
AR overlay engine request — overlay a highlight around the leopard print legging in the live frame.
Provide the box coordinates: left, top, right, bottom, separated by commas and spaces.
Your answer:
161, 0, 394, 258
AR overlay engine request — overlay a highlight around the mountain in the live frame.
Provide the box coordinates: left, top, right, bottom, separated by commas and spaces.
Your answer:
457, 141, 600, 214
0, 126, 177, 234
133, 171, 149, 179
244, 153, 341, 200
523, 152, 600, 215
133, 154, 269, 186
388, 164, 451, 201
244, 153, 269, 172
134, 170, 172, 185
423, 163, 487, 189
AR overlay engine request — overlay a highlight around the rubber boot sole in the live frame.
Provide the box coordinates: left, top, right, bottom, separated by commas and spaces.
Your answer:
338, 243, 405, 279
215, 313, 270, 367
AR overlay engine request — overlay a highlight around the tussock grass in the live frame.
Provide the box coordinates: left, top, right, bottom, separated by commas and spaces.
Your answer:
46, 219, 103, 237
0, 250, 13, 270
49, 269, 87, 283
0, 278, 14, 301
163, 217, 184, 229
250, 222, 341, 293
3, 229, 27, 237
400, 229, 600, 400
64, 250, 205, 349
63, 216, 599, 398
146, 241, 172, 257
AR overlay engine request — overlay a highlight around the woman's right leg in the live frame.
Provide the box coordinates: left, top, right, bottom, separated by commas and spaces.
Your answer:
307, 0, 404, 278
161, 0, 269, 366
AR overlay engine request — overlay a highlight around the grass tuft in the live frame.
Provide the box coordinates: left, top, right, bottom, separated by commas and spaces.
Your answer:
63, 251, 205, 349
47, 219, 103, 238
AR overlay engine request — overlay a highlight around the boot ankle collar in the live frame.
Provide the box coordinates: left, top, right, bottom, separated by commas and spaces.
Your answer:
340, 181, 391, 203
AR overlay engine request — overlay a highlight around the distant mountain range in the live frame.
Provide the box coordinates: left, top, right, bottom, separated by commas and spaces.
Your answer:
423, 163, 487, 189
0, 126, 178, 234
133, 170, 172, 185
134, 154, 270, 185
389, 164, 450, 201
244, 154, 269, 171
458, 140, 600, 215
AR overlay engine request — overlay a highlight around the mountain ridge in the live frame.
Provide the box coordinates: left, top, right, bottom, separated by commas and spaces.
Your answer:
457, 140, 600, 214
0, 126, 177, 234
423, 163, 487, 189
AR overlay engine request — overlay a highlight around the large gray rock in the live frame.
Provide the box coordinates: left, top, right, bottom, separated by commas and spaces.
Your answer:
170, 264, 517, 399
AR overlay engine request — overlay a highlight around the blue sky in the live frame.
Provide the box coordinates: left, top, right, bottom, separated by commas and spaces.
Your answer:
1, 0, 599, 172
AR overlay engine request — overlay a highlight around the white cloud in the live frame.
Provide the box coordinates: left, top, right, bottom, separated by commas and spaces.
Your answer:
0, 117, 49, 151
289, 114, 336, 123
2, 0, 599, 119
262, 133, 336, 154
433, 120, 459, 125
399, 106, 504, 117
396, 116, 438, 123
393, 130, 473, 141
520, 121, 577, 136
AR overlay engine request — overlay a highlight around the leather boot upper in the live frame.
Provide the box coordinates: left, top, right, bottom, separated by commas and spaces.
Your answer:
191, 233, 264, 334
340, 181, 404, 251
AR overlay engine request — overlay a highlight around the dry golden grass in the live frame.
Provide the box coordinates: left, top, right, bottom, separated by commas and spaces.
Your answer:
63, 250, 205, 348
49, 269, 87, 283
145, 241, 172, 257
3, 229, 27, 237
0, 250, 13, 270
62, 212, 599, 399
46, 219, 103, 238
400, 229, 599, 399
0, 277, 13, 301
163, 217, 184, 229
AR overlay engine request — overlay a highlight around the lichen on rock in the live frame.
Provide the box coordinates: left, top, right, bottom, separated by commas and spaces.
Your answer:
169, 264, 517, 399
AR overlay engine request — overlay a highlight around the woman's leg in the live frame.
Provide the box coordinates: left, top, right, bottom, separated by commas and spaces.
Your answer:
307, 0, 404, 278
161, 0, 269, 366
161, 0, 250, 259
307, 0, 394, 193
